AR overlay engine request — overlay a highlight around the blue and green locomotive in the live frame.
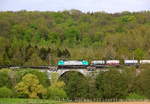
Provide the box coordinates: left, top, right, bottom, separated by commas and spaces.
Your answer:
58, 60, 89, 68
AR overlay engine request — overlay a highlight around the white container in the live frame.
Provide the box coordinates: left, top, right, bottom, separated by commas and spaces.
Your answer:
140, 60, 150, 64
106, 60, 120, 64
91, 60, 105, 65
124, 60, 138, 64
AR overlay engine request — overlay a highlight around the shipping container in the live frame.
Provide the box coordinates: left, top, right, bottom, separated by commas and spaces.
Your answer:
106, 60, 120, 66
91, 60, 105, 65
124, 60, 138, 65
140, 60, 150, 64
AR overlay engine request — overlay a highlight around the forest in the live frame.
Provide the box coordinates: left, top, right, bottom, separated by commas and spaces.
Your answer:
1, 65, 150, 100
0, 10, 150, 65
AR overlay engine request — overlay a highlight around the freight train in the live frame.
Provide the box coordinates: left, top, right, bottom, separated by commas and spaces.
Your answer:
57, 60, 150, 68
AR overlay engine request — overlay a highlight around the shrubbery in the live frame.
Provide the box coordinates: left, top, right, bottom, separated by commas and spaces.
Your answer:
0, 69, 12, 88
15, 74, 47, 98
47, 87, 67, 100
0, 87, 13, 98
126, 93, 147, 100
47, 72, 67, 99
16, 69, 50, 87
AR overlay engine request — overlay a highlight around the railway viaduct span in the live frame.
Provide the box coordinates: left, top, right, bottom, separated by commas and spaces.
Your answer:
6, 66, 110, 78
38, 66, 115, 78
1, 65, 139, 78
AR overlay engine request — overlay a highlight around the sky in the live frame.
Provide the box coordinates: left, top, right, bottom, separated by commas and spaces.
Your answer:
0, 0, 150, 13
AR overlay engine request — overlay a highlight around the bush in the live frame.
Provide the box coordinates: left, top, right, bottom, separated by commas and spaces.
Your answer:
126, 93, 147, 100
16, 69, 50, 87
0, 87, 13, 98
0, 69, 12, 88
15, 74, 46, 99
47, 87, 67, 100
47, 72, 67, 100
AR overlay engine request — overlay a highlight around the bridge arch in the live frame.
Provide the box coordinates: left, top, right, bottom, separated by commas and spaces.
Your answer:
47, 69, 99, 79
58, 70, 87, 85
57, 69, 88, 78
59, 70, 85, 79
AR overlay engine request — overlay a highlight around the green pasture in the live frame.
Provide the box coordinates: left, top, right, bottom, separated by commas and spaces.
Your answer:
0, 98, 60, 104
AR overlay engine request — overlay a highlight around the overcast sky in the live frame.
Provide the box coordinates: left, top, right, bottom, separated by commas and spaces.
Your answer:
0, 0, 150, 13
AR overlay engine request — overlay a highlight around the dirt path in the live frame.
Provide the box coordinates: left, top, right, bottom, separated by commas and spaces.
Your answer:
65, 102, 150, 104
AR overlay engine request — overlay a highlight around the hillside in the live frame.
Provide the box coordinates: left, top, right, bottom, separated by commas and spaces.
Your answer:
0, 10, 150, 65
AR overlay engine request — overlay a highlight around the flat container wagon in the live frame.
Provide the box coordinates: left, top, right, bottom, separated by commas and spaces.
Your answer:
91, 60, 106, 68
124, 60, 138, 65
106, 60, 120, 66
140, 60, 150, 64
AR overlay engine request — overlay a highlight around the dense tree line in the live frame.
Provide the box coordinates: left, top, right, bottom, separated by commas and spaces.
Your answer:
0, 66, 150, 100
56, 65, 150, 100
0, 10, 150, 65
0, 69, 66, 99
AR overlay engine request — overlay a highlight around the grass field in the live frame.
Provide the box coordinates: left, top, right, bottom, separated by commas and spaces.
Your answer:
0, 98, 60, 104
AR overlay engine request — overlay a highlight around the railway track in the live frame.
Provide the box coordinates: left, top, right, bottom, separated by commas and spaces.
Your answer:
0, 65, 138, 70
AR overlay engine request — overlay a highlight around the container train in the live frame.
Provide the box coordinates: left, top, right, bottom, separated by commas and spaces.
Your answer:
57, 60, 150, 68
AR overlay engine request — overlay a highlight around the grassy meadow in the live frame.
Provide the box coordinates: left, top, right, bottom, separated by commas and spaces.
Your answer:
0, 98, 60, 104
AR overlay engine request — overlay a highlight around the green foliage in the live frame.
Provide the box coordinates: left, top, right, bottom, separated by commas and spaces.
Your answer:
0, 87, 13, 98
1, 10, 150, 100
16, 69, 50, 87
50, 72, 59, 85
86, 76, 97, 99
24, 53, 46, 66
96, 69, 128, 99
60, 71, 88, 99
126, 93, 146, 100
1, 67, 150, 100
0, 11, 150, 65
15, 74, 46, 98
120, 15, 136, 23
122, 67, 138, 93
134, 48, 144, 60
47, 72, 67, 99
47, 87, 67, 100
56, 48, 71, 58
0, 69, 12, 88
137, 67, 150, 99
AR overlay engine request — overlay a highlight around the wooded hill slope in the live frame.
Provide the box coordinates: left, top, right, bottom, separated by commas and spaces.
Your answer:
0, 10, 150, 65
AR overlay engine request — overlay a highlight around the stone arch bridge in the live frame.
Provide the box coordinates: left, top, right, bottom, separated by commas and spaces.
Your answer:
41, 68, 109, 79
4, 65, 140, 79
